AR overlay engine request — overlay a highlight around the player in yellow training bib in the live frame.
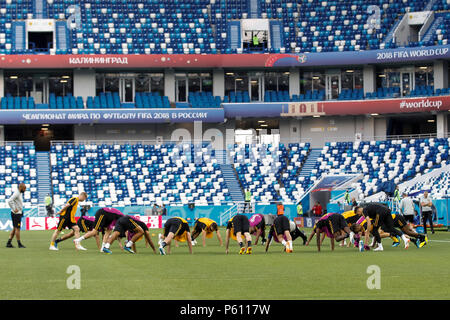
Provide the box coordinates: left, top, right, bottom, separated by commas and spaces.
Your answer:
191, 217, 223, 247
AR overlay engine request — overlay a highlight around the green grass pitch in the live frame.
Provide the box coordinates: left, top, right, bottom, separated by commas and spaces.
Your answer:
1, 228, 450, 300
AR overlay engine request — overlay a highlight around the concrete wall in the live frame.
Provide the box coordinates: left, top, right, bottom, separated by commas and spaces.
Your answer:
72, 115, 388, 149
299, 116, 358, 147
279, 115, 387, 147
289, 68, 300, 97
279, 118, 300, 144
374, 117, 387, 139
73, 122, 229, 146
363, 65, 376, 94
355, 116, 374, 140
213, 69, 225, 99
73, 69, 96, 100
0, 70, 4, 98
436, 112, 448, 138
164, 69, 175, 103
394, 15, 413, 46
434, 60, 449, 90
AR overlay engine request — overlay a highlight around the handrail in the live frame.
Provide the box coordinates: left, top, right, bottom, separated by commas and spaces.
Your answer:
219, 201, 256, 225
44, 132, 450, 147
220, 203, 238, 226
329, 188, 355, 203
2, 133, 448, 148
50, 139, 214, 146
276, 132, 450, 145
50, 200, 286, 208
383, 14, 406, 45
49, 201, 236, 207
398, 164, 450, 194
418, 10, 435, 41
0, 141, 35, 147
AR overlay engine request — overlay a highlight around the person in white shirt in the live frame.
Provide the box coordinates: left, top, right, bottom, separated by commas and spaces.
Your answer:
6, 183, 27, 248
420, 191, 434, 235
399, 193, 415, 224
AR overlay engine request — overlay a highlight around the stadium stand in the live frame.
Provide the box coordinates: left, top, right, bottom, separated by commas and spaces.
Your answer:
37, 137, 449, 207
1, 93, 174, 109
227, 91, 251, 103
188, 92, 222, 108
278, 142, 311, 202
0, 96, 35, 109
0, 0, 449, 54
50, 142, 233, 206
1, 137, 448, 209
281, 138, 450, 202
401, 167, 450, 199
229, 143, 288, 203
0, 143, 38, 208
214, 139, 449, 204
338, 88, 364, 100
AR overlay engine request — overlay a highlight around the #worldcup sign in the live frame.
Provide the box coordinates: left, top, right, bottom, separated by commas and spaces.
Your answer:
280, 96, 450, 117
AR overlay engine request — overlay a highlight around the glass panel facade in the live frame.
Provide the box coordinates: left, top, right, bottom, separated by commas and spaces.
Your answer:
225, 71, 249, 96
264, 72, 289, 92
4, 72, 73, 103
96, 73, 165, 96
341, 69, 363, 90
300, 71, 325, 93
415, 66, 434, 88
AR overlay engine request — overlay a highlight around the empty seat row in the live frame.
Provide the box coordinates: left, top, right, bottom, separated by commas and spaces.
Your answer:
0, 144, 38, 208
50, 142, 233, 206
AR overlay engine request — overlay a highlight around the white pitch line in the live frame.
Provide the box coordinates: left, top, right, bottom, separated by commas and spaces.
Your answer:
429, 239, 450, 243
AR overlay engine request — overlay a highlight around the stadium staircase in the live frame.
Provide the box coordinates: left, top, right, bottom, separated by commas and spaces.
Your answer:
421, 15, 444, 44
248, 0, 260, 18
215, 149, 227, 165
33, 0, 47, 19
36, 152, 51, 216
56, 21, 70, 52
12, 22, 26, 52
383, 15, 404, 45
220, 164, 245, 203
219, 201, 252, 226
270, 21, 283, 50
424, 0, 439, 12
297, 148, 322, 179
228, 21, 241, 51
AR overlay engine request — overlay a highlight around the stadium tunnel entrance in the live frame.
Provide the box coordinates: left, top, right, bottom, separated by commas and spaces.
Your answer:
4, 124, 74, 151
386, 113, 436, 136
235, 119, 280, 144
28, 31, 53, 53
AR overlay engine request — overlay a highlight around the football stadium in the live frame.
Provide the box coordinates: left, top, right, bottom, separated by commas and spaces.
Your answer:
0, 0, 450, 304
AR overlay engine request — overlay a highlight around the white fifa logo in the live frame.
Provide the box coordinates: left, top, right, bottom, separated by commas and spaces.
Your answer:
366, 265, 381, 290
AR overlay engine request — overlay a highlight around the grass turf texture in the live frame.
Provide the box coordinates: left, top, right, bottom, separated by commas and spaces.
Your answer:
1, 228, 449, 300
